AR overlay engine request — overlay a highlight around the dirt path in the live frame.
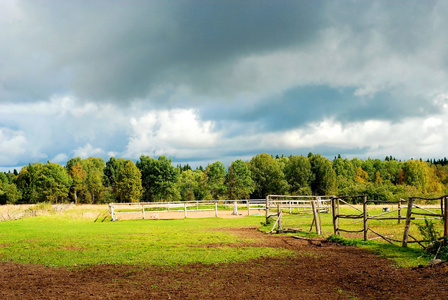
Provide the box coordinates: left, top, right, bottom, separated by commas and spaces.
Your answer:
1, 228, 448, 299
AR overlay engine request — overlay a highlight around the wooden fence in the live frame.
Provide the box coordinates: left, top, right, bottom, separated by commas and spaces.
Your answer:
109, 199, 265, 221
109, 195, 448, 249
331, 195, 448, 247
265, 195, 333, 234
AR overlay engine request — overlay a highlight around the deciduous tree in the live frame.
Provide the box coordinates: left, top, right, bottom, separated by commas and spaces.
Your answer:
116, 161, 143, 202
249, 153, 289, 199
226, 160, 254, 199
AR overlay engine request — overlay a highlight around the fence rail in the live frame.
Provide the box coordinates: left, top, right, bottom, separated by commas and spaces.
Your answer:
109, 195, 448, 249
109, 199, 266, 221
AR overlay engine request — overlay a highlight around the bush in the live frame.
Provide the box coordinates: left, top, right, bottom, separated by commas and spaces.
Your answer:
417, 218, 448, 260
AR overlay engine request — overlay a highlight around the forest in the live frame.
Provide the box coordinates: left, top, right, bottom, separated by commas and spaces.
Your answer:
1, 153, 448, 205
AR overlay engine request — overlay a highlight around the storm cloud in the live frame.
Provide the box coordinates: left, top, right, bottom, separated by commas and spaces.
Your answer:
1, 0, 448, 169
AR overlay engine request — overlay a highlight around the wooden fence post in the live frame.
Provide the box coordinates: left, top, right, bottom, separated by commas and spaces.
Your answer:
232, 201, 238, 215
184, 203, 187, 218
247, 200, 250, 216
363, 196, 368, 241
277, 205, 282, 230
266, 195, 269, 223
397, 199, 401, 224
215, 202, 218, 217
109, 203, 117, 221
142, 205, 145, 219
402, 197, 414, 247
311, 200, 321, 235
331, 197, 338, 235
444, 196, 448, 239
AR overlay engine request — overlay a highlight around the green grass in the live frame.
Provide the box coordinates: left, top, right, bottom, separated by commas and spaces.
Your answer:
0, 214, 293, 267
0, 204, 440, 268
262, 205, 442, 267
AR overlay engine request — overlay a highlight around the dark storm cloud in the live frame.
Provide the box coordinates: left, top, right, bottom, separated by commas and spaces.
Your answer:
2, 0, 448, 167
200, 85, 441, 135
4, 0, 324, 103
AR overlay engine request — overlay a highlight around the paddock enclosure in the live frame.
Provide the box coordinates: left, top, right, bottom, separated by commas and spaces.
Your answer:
109, 194, 448, 249
109, 199, 267, 221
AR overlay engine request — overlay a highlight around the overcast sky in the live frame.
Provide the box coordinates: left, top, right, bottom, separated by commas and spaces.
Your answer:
1, 0, 448, 170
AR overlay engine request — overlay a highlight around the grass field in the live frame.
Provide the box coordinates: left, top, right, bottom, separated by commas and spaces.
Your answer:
0, 204, 442, 268
0, 206, 293, 267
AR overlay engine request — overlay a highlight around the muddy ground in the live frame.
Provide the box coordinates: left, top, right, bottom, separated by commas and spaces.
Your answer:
1, 228, 448, 299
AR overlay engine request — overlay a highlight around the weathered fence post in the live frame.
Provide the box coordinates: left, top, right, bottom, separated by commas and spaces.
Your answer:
265, 195, 270, 223
444, 196, 448, 239
331, 197, 338, 235
184, 203, 187, 218
109, 203, 117, 221
232, 201, 238, 215
363, 196, 368, 241
142, 205, 145, 219
402, 197, 414, 247
397, 199, 402, 224
276, 204, 281, 229
247, 200, 250, 216
215, 202, 218, 217
311, 200, 322, 235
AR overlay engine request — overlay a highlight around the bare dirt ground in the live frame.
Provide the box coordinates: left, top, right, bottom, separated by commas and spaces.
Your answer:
1, 228, 448, 299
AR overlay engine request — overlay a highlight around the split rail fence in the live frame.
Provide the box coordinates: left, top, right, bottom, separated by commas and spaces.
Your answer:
109, 194, 448, 249
265, 195, 333, 234
331, 195, 448, 247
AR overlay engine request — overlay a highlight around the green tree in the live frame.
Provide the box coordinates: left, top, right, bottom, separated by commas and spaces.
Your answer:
403, 160, 428, 193
68, 162, 86, 204
177, 169, 206, 201
36, 162, 71, 203
103, 157, 126, 189
16, 163, 43, 203
332, 157, 355, 189
80, 157, 106, 204
204, 161, 227, 200
137, 155, 179, 201
309, 154, 337, 195
226, 160, 254, 199
4, 183, 22, 204
284, 155, 313, 195
249, 153, 289, 199
116, 160, 143, 202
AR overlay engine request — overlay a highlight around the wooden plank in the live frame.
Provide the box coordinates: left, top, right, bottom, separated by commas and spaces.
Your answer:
363, 196, 368, 241
311, 200, 321, 235
412, 204, 442, 215
338, 198, 363, 213
402, 197, 414, 247
445, 196, 448, 239
411, 212, 443, 217
337, 229, 365, 233
331, 198, 337, 235
367, 228, 394, 244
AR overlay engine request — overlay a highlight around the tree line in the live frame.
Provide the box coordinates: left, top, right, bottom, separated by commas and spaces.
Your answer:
1, 153, 448, 205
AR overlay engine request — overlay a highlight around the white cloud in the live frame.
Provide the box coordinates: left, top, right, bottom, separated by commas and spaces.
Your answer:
51, 153, 68, 163
125, 109, 219, 158
73, 143, 105, 158
0, 128, 27, 165
258, 111, 448, 160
